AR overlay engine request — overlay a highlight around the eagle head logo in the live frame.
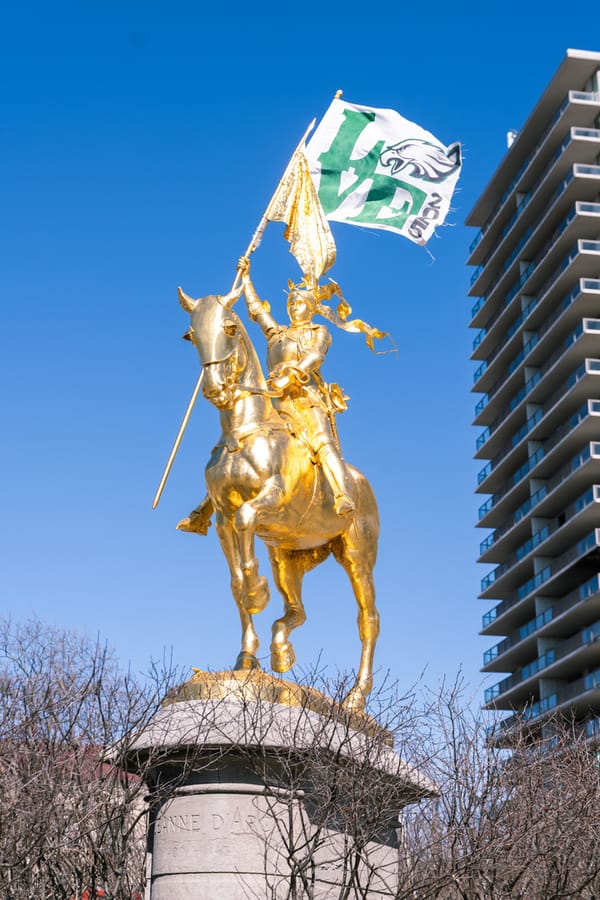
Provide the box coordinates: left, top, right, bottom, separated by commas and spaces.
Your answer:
380, 140, 461, 183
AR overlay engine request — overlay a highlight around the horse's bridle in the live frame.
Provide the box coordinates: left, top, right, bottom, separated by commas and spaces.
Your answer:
202, 354, 284, 401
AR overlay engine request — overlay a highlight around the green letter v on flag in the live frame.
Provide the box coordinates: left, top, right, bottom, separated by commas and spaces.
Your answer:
306, 98, 461, 246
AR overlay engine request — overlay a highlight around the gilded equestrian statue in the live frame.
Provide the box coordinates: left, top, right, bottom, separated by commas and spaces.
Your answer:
176, 270, 380, 711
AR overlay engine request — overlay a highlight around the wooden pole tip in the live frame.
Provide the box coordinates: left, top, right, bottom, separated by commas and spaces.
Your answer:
334, 89, 343, 99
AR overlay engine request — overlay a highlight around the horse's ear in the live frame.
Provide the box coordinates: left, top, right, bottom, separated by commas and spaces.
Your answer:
178, 286, 196, 314
221, 286, 242, 309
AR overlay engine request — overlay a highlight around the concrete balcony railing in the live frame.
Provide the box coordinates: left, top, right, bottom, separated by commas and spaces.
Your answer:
469, 90, 599, 258
477, 400, 600, 523
476, 351, 600, 489
487, 661, 600, 740
483, 572, 600, 666
485, 614, 600, 703
469, 134, 600, 283
481, 528, 600, 628
472, 237, 600, 380
480, 485, 599, 595
479, 441, 600, 555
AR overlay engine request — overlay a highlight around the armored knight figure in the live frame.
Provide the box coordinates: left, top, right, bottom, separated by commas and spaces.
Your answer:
176, 256, 388, 536
239, 256, 354, 517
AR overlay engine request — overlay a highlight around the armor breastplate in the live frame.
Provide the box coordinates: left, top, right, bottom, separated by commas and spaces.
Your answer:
267, 326, 317, 374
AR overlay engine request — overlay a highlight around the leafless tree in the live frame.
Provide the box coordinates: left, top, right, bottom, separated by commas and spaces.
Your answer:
0, 617, 180, 900
241, 673, 432, 900
3, 622, 600, 900
398, 677, 600, 899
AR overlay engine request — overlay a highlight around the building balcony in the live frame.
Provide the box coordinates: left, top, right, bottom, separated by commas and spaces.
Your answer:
479, 471, 598, 565
468, 89, 600, 264
583, 715, 600, 741
489, 525, 600, 603
471, 52, 600, 742
469, 130, 600, 274
470, 161, 600, 300
478, 442, 600, 571
483, 572, 600, 672
480, 485, 600, 600
486, 694, 560, 742
483, 625, 600, 707
480, 527, 600, 637
472, 201, 599, 326
470, 234, 600, 346
471, 275, 600, 393
471, 198, 600, 365
474, 267, 600, 428
472, 278, 600, 407
487, 663, 600, 742
476, 354, 600, 493
477, 400, 600, 531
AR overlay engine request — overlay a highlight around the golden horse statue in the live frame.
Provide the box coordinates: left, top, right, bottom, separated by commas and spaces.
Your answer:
177, 286, 380, 711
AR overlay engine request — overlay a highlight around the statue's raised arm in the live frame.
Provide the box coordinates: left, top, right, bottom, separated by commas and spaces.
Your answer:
238, 256, 278, 337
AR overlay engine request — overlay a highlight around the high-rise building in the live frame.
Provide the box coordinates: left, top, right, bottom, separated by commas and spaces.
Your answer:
467, 49, 600, 742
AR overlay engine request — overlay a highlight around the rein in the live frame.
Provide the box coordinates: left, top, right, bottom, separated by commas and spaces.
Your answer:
235, 384, 283, 399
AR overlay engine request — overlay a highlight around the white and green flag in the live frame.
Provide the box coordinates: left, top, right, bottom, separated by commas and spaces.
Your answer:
306, 99, 461, 246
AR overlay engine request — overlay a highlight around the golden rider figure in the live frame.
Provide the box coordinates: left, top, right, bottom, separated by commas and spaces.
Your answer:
176, 258, 387, 536
238, 256, 354, 517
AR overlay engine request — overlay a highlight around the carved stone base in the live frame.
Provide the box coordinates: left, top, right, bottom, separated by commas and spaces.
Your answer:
125, 671, 435, 899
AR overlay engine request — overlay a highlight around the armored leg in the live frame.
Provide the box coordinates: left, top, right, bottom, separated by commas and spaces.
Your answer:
317, 443, 355, 516
176, 495, 214, 535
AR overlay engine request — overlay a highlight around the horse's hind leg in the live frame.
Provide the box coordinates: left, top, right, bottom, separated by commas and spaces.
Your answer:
333, 528, 380, 711
215, 514, 260, 670
268, 547, 309, 673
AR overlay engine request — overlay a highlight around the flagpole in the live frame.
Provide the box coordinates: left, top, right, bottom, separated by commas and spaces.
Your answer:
152, 118, 317, 509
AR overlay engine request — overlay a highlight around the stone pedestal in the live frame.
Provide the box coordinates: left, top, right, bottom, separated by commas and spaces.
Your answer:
125, 672, 435, 900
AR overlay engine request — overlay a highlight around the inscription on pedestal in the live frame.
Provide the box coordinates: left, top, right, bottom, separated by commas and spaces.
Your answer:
152, 792, 281, 877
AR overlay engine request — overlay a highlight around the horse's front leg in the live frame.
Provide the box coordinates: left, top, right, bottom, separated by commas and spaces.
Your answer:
236, 475, 285, 614
268, 547, 309, 674
215, 513, 260, 670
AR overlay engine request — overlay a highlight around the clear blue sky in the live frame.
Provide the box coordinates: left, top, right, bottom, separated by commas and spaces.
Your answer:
1, 1, 596, 700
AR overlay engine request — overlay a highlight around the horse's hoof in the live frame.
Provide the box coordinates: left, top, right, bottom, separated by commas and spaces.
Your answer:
271, 642, 296, 673
244, 576, 270, 614
342, 688, 367, 713
234, 652, 261, 671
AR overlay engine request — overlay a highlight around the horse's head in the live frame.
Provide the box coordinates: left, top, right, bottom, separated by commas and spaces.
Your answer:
178, 288, 254, 409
